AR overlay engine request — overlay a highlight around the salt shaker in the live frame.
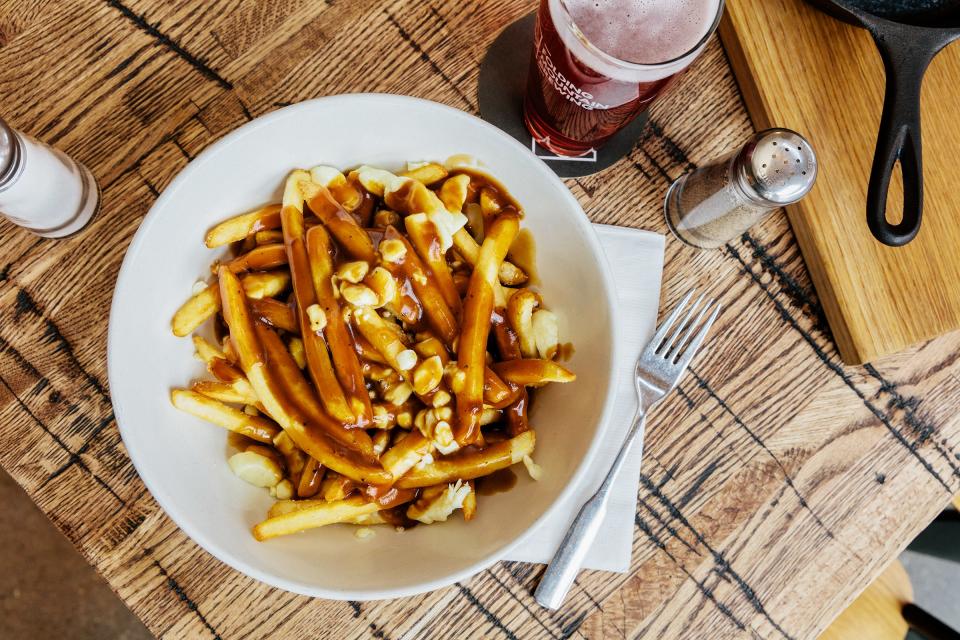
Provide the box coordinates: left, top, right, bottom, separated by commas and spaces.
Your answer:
0, 118, 100, 238
664, 128, 817, 249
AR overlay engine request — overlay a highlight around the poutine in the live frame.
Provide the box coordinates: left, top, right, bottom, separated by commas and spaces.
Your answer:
170, 159, 575, 540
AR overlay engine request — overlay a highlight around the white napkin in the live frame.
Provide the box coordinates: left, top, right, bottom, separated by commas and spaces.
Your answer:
504, 224, 665, 573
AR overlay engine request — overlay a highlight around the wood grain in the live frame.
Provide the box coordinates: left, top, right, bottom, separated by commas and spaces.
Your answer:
720, 0, 960, 365
0, 2, 959, 639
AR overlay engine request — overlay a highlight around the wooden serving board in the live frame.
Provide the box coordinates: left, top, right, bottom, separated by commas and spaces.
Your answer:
719, 0, 960, 364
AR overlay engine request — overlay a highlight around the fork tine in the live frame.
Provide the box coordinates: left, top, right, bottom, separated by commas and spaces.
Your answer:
658, 293, 704, 357
648, 290, 694, 352
665, 297, 711, 361
674, 302, 721, 370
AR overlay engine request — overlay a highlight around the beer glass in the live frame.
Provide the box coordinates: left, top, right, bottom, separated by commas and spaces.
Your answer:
523, 0, 725, 156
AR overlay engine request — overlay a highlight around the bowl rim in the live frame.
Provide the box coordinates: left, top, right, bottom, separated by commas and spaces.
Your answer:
107, 93, 621, 600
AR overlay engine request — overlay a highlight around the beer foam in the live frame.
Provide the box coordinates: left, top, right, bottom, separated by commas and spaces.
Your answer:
550, 0, 722, 82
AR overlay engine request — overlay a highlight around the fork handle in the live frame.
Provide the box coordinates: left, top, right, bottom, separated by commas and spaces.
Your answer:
535, 409, 646, 609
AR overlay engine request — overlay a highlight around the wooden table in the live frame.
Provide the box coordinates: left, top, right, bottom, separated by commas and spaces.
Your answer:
1, 2, 958, 638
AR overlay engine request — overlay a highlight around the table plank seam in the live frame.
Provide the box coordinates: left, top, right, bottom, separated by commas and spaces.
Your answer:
0, 372, 124, 505
455, 582, 520, 640
104, 0, 233, 90
149, 556, 223, 640
727, 242, 960, 493
645, 119, 698, 172
637, 485, 702, 556
13, 288, 111, 403
382, 10, 476, 112
484, 568, 564, 639
863, 363, 960, 477
734, 232, 960, 479
633, 512, 752, 635
740, 232, 826, 328
688, 369, 836, 537
636, 472, 796, 640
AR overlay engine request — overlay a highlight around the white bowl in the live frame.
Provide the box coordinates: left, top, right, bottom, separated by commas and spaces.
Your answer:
108, 94, 618, 600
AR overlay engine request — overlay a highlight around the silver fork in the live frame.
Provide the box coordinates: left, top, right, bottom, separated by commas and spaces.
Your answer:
534, 289, 721, 609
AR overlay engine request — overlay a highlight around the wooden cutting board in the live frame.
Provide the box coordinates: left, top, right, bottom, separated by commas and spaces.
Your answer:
719, 0, 960, 364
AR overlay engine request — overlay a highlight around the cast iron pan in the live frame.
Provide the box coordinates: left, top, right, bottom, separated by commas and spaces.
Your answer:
806, 0, 960, 246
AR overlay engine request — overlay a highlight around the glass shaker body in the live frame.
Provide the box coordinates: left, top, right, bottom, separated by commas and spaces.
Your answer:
665, 129, 817, 249
0, 120, 100, 238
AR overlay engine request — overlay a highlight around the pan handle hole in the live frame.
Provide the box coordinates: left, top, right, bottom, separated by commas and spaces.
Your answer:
884, 159, 906, 226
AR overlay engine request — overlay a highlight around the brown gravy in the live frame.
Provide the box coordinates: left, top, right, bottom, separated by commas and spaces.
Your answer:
476, 467, 518, 496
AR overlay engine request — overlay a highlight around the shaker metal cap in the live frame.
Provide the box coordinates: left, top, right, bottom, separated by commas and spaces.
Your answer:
737, 128, 817, 205
0, 118, 21, 189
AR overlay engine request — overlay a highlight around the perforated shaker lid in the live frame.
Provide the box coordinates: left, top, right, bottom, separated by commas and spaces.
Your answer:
737, 128, 817, 205
0, 118, 21, 189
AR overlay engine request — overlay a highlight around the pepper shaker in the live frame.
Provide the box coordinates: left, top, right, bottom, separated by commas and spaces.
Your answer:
664, 128, 817, 249
0, 118, 100, 238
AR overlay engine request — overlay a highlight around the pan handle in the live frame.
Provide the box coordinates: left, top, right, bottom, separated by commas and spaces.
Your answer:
867, 29, 946, 247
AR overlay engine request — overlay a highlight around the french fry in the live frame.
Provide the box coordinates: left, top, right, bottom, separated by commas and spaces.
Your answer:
438, 173, 470, 213
479, 187, 503, 221
359, 166, 467, 252
253, 496, 384, 541
280, 171, 354, 424
455, 212, 520, 444
399, 161, 448, 186
320, 471, 358, 502
354, 335, 389, 365
492, 359, 576, 386
382, 226, 458, 345
268, 498, 324, 518
268, 498, 391, 524
297, 456, 324, 498
205, 204, 282, 248
352, 307, 418, 376
170, 389, 279, 443
304, 182, 377, 263
207, 356, 245, 383
395, 431, 535, 488
405, 213, 461, 313
219, 267, 390, 484
217, 268, 265, 372
222, 337, 239, 364
491, 307, 522, 361
241, 271, 291, 300
255, 230, 284, 245
249, 297, 298, 334
306, 225, 373, 425
287, 336, 306, 369
483, 367, 521, 409
226, 243, 288, 273
452, 228, 527, 286
310, 165, 364, 213
506, 289, 542, 358
256, 322, 374, 458
506, 389, 529, 436
192, 379, 258, 405
273, 431, 306, 488
192, 335, 224, 363
172, 283, 219, 337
